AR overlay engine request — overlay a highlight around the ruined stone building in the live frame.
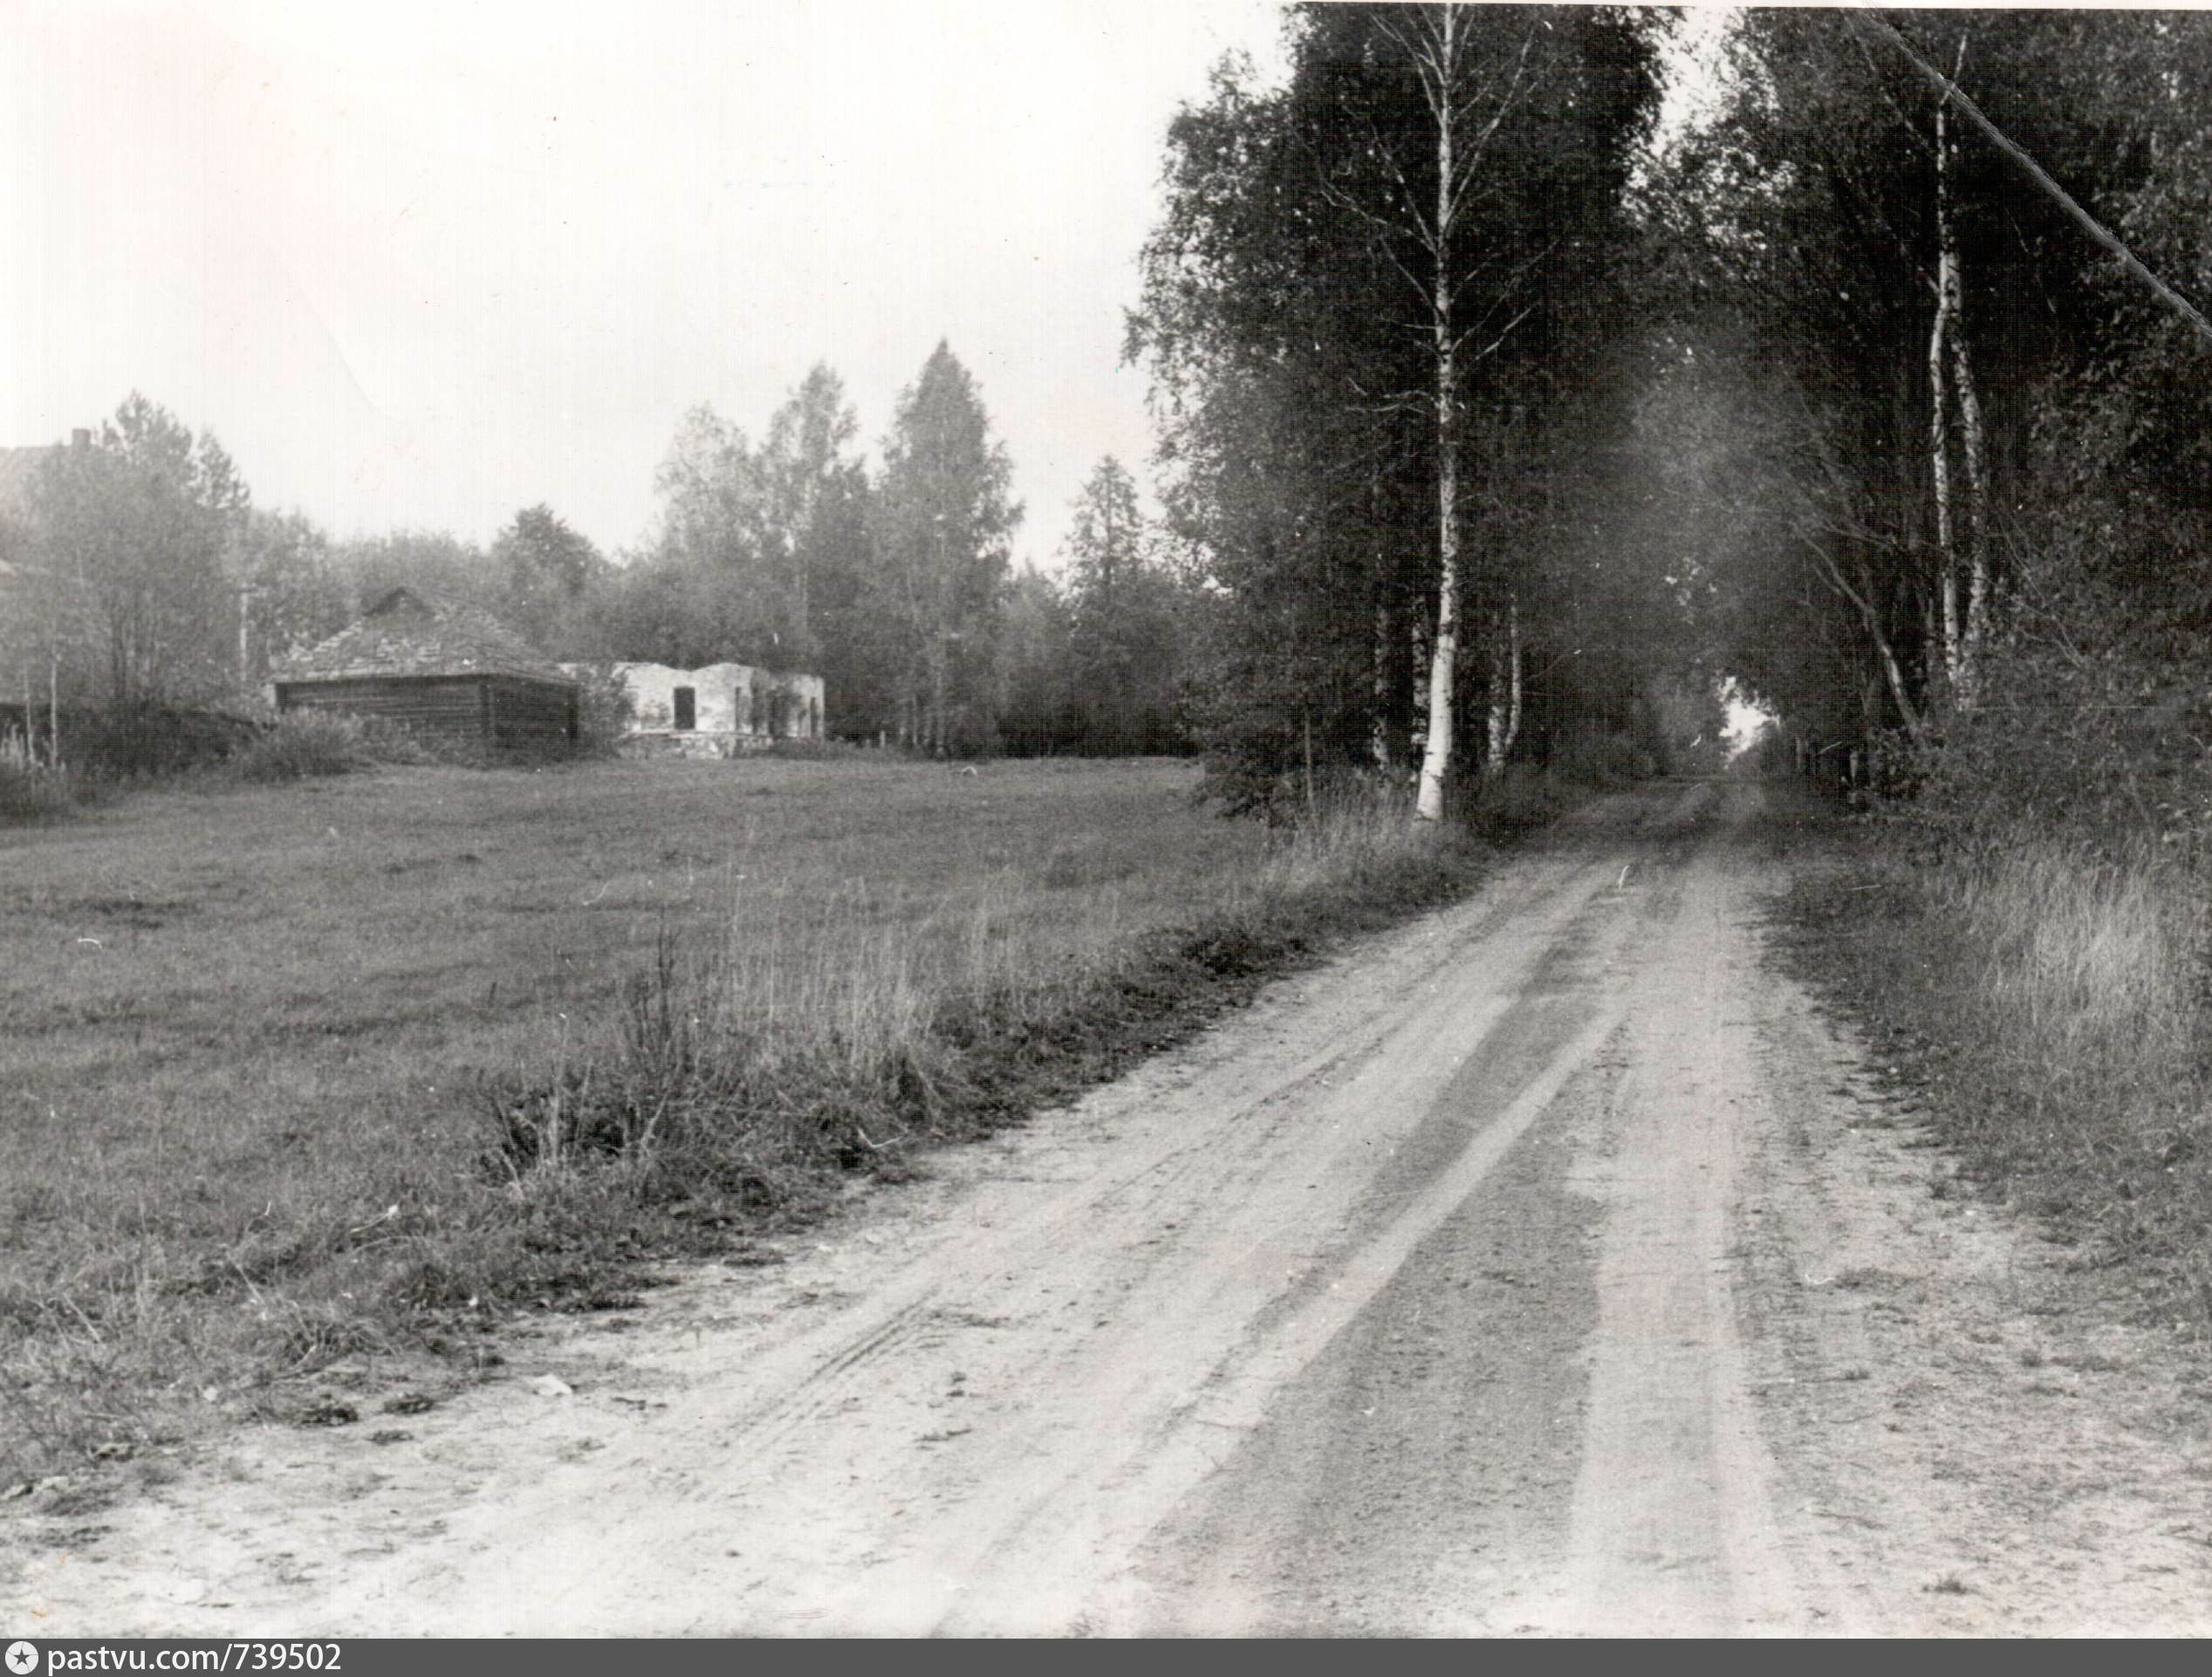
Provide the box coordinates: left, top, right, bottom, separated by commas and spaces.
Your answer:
597, 662, 825, 757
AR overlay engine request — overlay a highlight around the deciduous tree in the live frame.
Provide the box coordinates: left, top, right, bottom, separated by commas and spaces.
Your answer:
26, 394, 248, 713
233, 508, 349, 684
872, 343, 1020, 754
1062, 457, 1187, 755
490, 503, 606, 653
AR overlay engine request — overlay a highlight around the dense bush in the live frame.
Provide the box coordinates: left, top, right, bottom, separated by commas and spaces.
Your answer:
66, 707, 262, 778
229, 711, 373, 781
1798, 563, 2212, 1327
0, 757, 86, 823
228, 710, 430, 782
568, 662, 637, 758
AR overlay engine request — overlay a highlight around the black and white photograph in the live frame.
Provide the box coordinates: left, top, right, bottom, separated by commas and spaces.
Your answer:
4, 0, 2212, 1639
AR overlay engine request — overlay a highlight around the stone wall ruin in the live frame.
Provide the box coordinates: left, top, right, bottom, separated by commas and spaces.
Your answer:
598, 661, 825, 758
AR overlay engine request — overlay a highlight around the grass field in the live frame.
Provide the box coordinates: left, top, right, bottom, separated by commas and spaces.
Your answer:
2, 754, 1491, 1481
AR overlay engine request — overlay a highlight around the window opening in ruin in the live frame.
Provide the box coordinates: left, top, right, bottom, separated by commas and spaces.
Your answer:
673, 686, 696, 731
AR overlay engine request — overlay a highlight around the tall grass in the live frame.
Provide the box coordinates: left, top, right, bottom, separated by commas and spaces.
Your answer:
1943, 842, 2206, 1131
1786, 816, 2212, 1329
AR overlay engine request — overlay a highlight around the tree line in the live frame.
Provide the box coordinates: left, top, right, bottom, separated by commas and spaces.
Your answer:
19, 6, 2212, 820
0, 5, 1726, 802
0, 345, 1193, 764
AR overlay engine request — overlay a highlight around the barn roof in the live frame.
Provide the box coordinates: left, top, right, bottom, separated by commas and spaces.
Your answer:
273, 587, 572, 685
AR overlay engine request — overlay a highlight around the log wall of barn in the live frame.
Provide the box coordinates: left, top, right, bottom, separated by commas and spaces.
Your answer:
485, 677, 579, 753
276, 675, 577, 756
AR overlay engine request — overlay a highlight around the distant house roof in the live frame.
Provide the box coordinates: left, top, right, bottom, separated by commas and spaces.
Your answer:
273, 587, 570, 685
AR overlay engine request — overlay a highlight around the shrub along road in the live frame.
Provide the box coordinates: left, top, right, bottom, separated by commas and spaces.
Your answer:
10, 780, 2211, 1635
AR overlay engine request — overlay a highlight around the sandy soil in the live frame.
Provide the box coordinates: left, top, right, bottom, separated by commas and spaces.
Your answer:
8, 779, 2210, 1637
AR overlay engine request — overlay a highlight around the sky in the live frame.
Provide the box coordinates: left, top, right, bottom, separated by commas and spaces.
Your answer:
0, 0, 1296, 570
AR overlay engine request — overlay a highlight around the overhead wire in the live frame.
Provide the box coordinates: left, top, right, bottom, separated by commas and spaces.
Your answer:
1852, 12, 2212, 347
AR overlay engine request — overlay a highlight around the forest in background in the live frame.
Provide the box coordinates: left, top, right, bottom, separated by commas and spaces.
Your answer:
10, 4, 2212, 836
0, 346, 1189, 768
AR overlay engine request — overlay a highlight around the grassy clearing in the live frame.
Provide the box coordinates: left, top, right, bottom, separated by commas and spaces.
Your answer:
1777, 814, 2212, 1337
1, 755, 1503, 1482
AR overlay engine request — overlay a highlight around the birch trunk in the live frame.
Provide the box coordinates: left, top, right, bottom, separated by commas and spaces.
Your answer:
1414, 348, 1460, 820
1929, 92, 1962, 700
1951, 216, 1993, 707
1413, 6, 1464, 823
1930, 79, 1995, 710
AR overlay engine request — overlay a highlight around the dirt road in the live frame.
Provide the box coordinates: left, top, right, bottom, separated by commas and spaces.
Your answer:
10, 780, 2212, 1635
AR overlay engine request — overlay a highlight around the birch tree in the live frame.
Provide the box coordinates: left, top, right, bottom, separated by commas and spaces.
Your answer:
1927, 46, 1994, 710
1367, 6, 1546, 816
763, 364, 864, 670
1132, 5, 1661, 816
764, 367, 880, 733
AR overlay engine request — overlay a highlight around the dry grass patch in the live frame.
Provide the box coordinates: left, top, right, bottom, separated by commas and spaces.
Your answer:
1777, 816, 2212, 1338
483, 775, 1471, 1183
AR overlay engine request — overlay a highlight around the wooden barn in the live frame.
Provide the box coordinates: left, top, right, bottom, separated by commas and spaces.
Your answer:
271, 588, 579, 756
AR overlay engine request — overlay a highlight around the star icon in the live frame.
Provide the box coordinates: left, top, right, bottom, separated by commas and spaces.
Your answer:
5, 1641, 39, 1676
